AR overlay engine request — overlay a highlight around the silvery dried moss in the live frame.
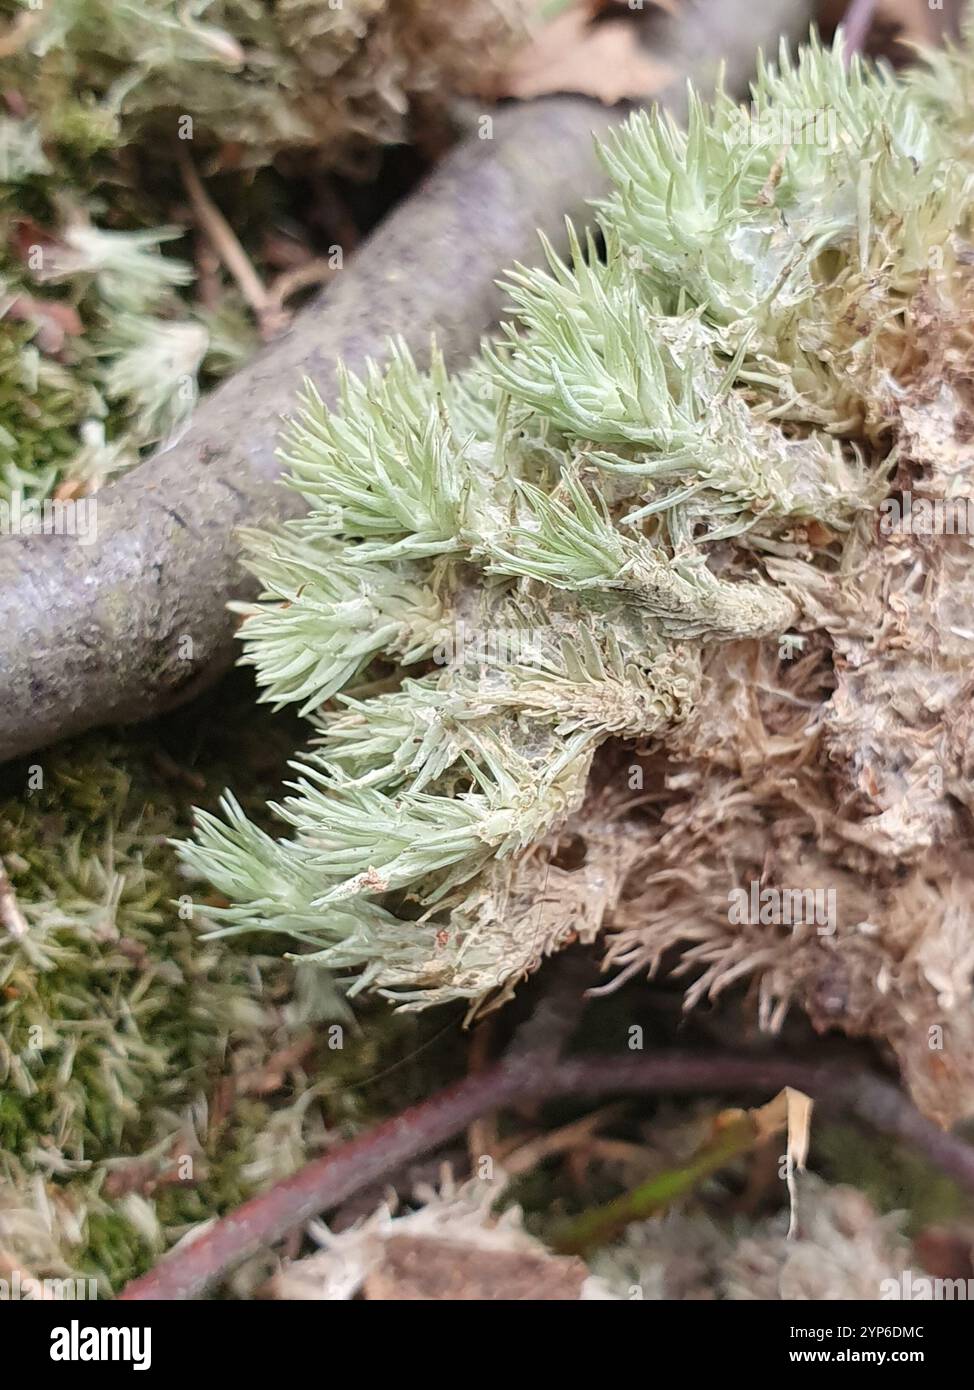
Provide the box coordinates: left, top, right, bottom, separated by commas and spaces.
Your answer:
183, 29, 974, 1020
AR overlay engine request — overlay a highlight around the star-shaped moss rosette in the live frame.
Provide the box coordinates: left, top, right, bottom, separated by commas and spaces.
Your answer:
181, 28, 974, 1025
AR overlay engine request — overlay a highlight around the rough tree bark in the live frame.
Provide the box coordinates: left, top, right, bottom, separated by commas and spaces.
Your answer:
0, 0, 810, 763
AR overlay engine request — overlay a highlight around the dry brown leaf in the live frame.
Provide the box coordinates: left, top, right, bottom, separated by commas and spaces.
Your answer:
785, 1089, 813, 1173
736, 1086, 812, 1237
872, 0, 955, 45
784, 1088, 813, 1237
266, 1176, 615, 1300
363, 1234, 590, 1301
498, 7, 675, 104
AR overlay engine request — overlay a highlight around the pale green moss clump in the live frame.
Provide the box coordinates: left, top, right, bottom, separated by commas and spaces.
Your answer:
180, 28, 974, 1013
10, 0, 525, 169
0, 0, 525, 500
0, 735, 295, 1288
0, 720, 462, 1292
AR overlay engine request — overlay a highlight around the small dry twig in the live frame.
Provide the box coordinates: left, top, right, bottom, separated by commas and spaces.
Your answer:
178, 149, 287, 340
841, 0, 879, 57
266, 259, 336, 311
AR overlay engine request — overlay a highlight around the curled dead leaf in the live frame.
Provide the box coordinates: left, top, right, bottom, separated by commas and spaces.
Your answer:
496, 6, 676, 105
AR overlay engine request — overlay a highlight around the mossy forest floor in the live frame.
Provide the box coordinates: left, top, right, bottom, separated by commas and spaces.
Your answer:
1, 670, 971, 1294
0, 674, 468, 1291
4, 0, 974, 1302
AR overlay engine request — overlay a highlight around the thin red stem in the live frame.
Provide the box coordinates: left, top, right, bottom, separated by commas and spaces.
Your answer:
119, 1051, 974, 1300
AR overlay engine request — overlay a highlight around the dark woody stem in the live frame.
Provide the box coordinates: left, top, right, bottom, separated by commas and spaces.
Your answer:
119, 1048, 974, 1301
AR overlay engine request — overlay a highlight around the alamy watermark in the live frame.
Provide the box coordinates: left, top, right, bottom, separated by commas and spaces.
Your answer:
881, 1270, 974, 1301
727, 880, 837, 935
0, 1267, 98, 1300
432, 619, 553, 669
879, 492, 974, 537
727, 105, 841, 148
50, 1320, 151, 1370
0, 490, 97, 545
